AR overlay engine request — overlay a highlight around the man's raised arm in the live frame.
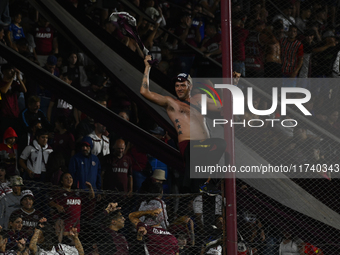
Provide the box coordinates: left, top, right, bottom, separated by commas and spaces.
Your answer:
140, 55, 169, 107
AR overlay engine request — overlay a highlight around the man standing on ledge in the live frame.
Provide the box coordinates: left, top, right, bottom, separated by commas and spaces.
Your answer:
140, 55, 226, 193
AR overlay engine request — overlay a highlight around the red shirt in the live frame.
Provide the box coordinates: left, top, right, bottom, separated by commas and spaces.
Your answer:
280, 38, 304, 75
137, 222, 179, 255
34, 25, 57, 55
232, 25, 249, 61
0, 80, 20, 118
10, 208, 44, 237
106, 228, 129, 255
102, 155, 132, 192
49, 189, 82, 232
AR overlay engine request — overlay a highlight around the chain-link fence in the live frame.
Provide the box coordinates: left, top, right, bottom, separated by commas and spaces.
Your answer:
230, 0, 340, 254
0, 179, 224, 255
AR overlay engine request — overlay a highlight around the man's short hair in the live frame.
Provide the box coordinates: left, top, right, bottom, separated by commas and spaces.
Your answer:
35, 128, 49, 138
104, 210, 122, 226
28, 95, 41, 105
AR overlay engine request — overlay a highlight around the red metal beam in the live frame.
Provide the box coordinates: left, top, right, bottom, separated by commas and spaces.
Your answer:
221, 1, 237, 255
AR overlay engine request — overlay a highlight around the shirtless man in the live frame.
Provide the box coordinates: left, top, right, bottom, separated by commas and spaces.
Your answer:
140, 55, 226, 192
260, 22, 283, 78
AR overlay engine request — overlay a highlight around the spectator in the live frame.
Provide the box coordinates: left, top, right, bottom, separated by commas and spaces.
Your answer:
7, 214, 28, 252
102, 139, 132, 194
138, 182, 169, 229
168, 215, 195, 248
20, 96, 53, 134
312, 8, 327, 35
62, 52, 90, 89
174, 12, 201, 73
7, 11, 25, 51
97, 203, 129, 255
200, 216, 223, 255
10, 190, 44, 237
279, 231, 304, 255
232, 13, 249, 77
69, 136, 101, 190
49, 172, 95, 233
0, 64, 27, 137
81, 75, 106, 100
19, 128, 53, 182
0, 127, 19, 176
51, 116, 75, 164
118, 111, 129, 121
47, 72, 77, 125
87, 122, 110, 158
0, 225, 26, 254
29, 218, 85, 255
139, 169, 166, 194
298, 30, 316, 79
280, 25, 304, 86
33, 79, 53, 117
0, 162, 10, 189
312, 30, 339, 80
245, 20, 265, 78
127, 143, 149, 192
296, 4, 312, 33
43, 55, 59, 77
33, 15, 58, 66
273, 4, 295, 32
0, 175, 24, 229
45, 152, 67, 185
75, 115, 95, 143
197, 23, 222, 77
260, 24, 282, 78
129, 208, 179, 255
17, 119, 42, 157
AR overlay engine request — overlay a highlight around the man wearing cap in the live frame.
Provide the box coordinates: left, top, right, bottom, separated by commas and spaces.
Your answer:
0, 176, 24, 229
69, 136, 101, 190
10, 189, 44, 235
43, 55, 59, 77
141, 55, 226, 193
139, 169, 167, 194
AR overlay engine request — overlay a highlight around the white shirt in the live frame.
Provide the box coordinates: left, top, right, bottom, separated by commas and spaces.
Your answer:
20, 140, 53, 174
36, 244, 78, 255
87, 132, 110, 156
139, 199, 169, 229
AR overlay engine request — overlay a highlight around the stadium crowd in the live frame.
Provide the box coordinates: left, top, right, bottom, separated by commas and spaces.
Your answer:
0, 0, 339, 254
